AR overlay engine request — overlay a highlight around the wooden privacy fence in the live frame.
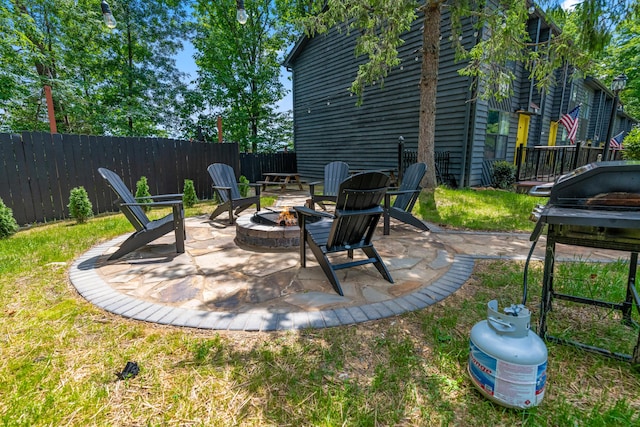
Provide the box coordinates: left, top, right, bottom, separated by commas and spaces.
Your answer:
0, 132, 239, 225
239, 152, 297, 182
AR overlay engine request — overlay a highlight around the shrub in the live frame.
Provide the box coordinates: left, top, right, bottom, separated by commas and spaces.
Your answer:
491, 160, 516, 190
183, 179, 198, 208
0, 198, 19, 238
67, 186, 93, 224
135, 176, 152, 212
239, 175, 250, 198
622, 127, 640, 161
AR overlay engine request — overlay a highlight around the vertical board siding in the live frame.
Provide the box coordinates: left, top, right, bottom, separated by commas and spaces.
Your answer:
0, 133, 240, 225
289, 9, 480, 185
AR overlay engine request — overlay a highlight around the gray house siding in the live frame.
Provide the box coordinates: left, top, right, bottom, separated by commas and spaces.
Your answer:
287, 10, 479, 184
549, 74, 636, 147
289, 24, 422, 180
285, 8, 637, 186
435, 13, 479, 186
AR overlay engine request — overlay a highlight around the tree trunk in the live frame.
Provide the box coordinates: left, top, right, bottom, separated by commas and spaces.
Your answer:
418, 1, 442, 190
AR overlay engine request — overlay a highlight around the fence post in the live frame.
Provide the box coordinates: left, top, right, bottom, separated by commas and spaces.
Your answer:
572, 143, 580, 170
397, 136, 404, 184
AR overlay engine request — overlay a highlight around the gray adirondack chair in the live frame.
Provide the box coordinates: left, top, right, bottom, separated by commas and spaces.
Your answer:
383, 162, 429, 235
294, 171, 393, 296
208, 163, 260, 224
308, 161, 350, 210
98, 168, 185, 260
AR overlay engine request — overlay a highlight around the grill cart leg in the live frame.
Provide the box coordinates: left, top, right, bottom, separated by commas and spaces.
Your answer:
623, 252, 638, 325
538, 234, 556, 338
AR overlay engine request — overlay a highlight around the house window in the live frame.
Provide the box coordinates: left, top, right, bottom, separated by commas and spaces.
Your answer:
484, 110, 510, 160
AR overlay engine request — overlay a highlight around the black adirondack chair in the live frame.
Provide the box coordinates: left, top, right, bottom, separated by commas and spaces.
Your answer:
208, 163, 260, 224
308, 161, 350, 210
383, 162, 429, 235
294, 171, 393, 296
98, 168, 185, 260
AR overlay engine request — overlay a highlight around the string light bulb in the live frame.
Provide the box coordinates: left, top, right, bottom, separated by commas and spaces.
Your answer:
236, 0, 248, 24
101, 0, 116, 29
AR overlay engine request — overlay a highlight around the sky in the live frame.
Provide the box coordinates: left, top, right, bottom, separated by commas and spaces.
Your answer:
174, 40, 294, 113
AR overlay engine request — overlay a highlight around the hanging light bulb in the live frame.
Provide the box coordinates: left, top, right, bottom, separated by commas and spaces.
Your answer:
236, 0, 248, 24
101, 0, 117, 29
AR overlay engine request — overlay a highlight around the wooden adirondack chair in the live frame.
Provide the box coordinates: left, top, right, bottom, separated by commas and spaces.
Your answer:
294, 171, 393, 296
308, 161, 350, 210
98, 168, 185, 260
208, 163, 260, 224
383, 162, 429, 235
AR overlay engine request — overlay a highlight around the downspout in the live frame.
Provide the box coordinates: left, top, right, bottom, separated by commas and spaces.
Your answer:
527, 17, 541, 114
461, 76, 474, 187
538, 34, 552, 146
559, 62, 569, 119
460, 23, 483, 187
286, 66, 295, 151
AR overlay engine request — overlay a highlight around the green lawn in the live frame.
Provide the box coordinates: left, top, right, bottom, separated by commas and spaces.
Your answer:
1, 191, 639, 426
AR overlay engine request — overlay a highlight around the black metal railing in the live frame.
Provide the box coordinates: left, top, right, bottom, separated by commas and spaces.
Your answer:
515, 145, 623, 182
401, 149, 454, 186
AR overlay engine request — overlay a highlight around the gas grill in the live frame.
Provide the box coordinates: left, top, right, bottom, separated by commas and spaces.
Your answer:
529, 161, 640, 363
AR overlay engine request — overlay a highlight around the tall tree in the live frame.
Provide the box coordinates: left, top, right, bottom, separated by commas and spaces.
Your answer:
1, 0, 70, 132
299, 0, 636, 190
0, 0, 188, 136
595, 14, 640, 118
191, 0, 294, 152
90, 0, 189, 136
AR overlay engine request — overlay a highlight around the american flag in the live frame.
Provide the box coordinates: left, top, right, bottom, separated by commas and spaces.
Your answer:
559, 105, 580, 144
610, 131, 624, 149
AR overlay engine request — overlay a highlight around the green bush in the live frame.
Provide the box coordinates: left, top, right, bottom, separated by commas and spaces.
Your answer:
0, 198, 19, 238
239, 175, 250, 198
67, 186, 93, 224
135, 176, 152, 212
183, 179, 198, 208
622, 127, 640, 160
491, 160, 516, 190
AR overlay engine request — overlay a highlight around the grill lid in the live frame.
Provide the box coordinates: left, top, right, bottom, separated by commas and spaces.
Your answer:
530, 161, 640, 241
548, 161, 640, 207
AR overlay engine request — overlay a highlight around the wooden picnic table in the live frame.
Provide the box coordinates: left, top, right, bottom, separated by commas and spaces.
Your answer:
258, 172, 305, 192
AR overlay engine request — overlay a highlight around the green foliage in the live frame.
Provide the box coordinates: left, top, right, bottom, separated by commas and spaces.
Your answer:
622, 127, 640, 160
67, 187, 93, 224
188, 0, 295, 152
135, 176, 152, 212
0, 0, 189, 136
491, 161, 517, 190
597, 15, 640, 119
238, 175, 250, 198
182, 179, 198, 208
0, 198, 19, 238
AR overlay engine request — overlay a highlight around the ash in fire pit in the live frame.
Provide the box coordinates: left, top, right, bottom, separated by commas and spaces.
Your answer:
235, 207, 320, 250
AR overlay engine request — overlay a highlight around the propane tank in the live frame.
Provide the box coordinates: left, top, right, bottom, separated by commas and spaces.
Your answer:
468, 300, 548, 409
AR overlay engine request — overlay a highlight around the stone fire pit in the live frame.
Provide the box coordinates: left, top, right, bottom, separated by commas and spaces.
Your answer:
235, 209, 305, 249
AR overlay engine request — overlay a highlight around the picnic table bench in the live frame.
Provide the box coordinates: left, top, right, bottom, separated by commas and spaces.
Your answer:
257, 172, 305, 192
